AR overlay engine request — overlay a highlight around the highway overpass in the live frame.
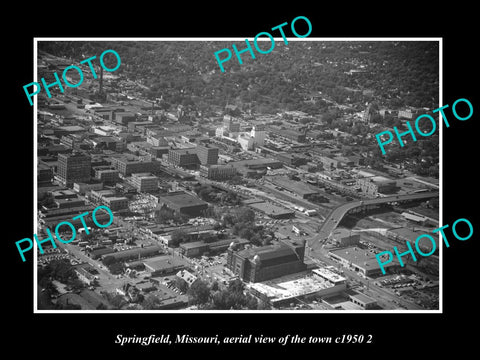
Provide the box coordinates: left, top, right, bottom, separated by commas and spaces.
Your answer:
312, 191, 439, 247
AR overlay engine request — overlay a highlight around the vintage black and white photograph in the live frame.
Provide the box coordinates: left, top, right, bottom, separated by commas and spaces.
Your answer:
34, 39, 441, 312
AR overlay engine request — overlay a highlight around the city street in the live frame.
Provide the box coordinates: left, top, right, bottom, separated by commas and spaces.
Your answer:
306, 248, 423, 310
58, 242, 125, 292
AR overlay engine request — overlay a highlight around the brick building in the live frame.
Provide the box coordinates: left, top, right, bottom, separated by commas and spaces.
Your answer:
226, 239, 307, 283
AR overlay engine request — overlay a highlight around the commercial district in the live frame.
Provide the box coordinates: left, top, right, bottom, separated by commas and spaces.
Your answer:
35, 41, 440, 311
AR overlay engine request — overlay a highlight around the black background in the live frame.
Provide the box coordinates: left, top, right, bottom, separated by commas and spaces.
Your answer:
5, 3, 478, 356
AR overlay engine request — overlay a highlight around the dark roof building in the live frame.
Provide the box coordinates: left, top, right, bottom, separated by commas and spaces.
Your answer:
102, 245, 162, 263
268, 176, 320, 199
167, 148, 200, 169
131, 254, 189, 276
56, 152, 91, 187
229, 158, 283, 177
156, 191, 208, 217
227, 239, 307, 283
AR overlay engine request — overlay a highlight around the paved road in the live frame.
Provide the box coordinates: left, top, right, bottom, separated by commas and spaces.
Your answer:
310, 191, 439, 249
59, 242, 124, 291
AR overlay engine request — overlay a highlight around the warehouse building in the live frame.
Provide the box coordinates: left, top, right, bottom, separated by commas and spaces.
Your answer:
156, 191, 209, 217
248, 201, 295, 219
101, 245, 162, 263
329, 247, 398, 277
248, 268, 346, 307
268, 176, 320, 199
355, 170, 397, 196
180, 238, 250, 257
129, 254, 189, 276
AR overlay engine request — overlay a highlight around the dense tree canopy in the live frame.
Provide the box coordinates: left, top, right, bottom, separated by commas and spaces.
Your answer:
38, 41, 439, 114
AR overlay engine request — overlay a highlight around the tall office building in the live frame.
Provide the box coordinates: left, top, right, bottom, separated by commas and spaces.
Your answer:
251, 125, 266, 146
223, 115, 240, 133
167, 148, 201, 169
130, 172, 159, 193
57, 153, 91, 187
196, 144, 219, 165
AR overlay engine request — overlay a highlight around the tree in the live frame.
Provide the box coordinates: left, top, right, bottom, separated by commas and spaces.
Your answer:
70, 278, 85, 291
80, 232, 95, 242
257, 300, 271, 310
170, 229, 189, 247
238, 227, 254, 240
427, 197, 439, 208
198, 187, 213, 202
142, 294, 162, 310
234, 207, 255, 223
102, 255, 116, 266
172, 212, 189, 225
56, 302, 82, 310
49, 259, 76, 283
187, 280, 211, 305
309, 194, 330, 204
222, 213, 236, 228
210, 279, 258, 310
108, 262, 124, 275
228, 279, 244, 293
210, 281, 219, 292
38, 192, 56, 208
110, 294, 128, 310
175, 276, 189, 293
227, 175, 246, 186
156, 206, 175, 223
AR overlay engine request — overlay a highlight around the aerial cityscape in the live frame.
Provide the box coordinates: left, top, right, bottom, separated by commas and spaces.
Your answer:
36, 40, 440, 311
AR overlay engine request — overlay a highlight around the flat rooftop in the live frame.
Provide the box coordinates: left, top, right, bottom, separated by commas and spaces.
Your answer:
169, 147, 197, 155
158, 192, 208, 208
269, 176, 320, 196
230, 158, 282, 168
248, 271, 340, 303
132, 172, 157, 178
58, 125, 86, 132
388, 227, 438, 251
348, 291, 376, 305
137, 254, 189, 272
329, 246, 396, 271
312, 267, 347, 284
248, 201, 294, 217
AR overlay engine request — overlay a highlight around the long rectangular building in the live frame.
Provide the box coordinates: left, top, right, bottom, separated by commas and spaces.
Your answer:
268, 176, 320, 199
101, 245, 162, 263
329, 247, 398, 277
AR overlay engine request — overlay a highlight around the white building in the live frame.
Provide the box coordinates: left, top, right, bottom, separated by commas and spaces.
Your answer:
251, 125, 266, 146
237, 134, 254, 150
215, 127, 224, 137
